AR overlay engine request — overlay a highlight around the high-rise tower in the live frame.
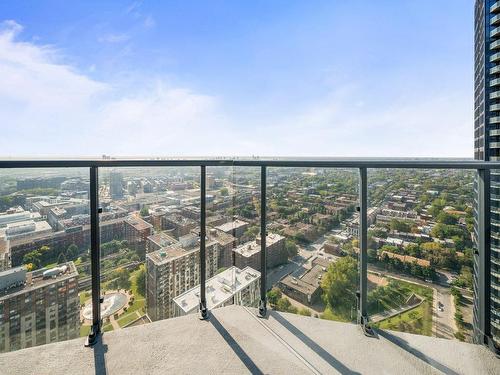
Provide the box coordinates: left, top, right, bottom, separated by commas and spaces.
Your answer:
474, 0, 499, 349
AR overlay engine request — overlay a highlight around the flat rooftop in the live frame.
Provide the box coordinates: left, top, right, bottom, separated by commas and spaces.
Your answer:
215, 219, 249, 233
173, 266, 260, 313
0, 262, 78, 300
125, 216, 153, 231
0, 305, 497, 375
233, 233, 284, 258
280, 274, 319, 295
146, 246, 197, 265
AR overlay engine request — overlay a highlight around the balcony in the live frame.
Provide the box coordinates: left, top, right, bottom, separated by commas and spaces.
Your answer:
491, 27, 500, 38
0, 158, 499, 373
491, 78, 500, 87
491, 65, 500, 75
492, 40, 500, 51
0, 305, 498, 375
492, 1, 500, 14
490, 116, 500, 125
491, 90, 500, 100
490, 53, 500, 63
492, 14, 500, 26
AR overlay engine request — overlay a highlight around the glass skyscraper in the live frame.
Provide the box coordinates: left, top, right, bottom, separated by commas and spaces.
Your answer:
474, 0, 500, 349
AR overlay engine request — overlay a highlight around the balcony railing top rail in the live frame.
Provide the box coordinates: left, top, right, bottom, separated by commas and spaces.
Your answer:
1, 157, 500, 169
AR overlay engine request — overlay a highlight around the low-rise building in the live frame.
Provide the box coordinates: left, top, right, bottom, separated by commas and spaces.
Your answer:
233, 233, 286, 271
215, 219, 249, 239
279, 256, 333, 306
124, 216, 153, 255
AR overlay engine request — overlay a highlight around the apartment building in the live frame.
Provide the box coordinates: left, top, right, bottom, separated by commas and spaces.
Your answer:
145, 242, 219, 321
0, 262, 79, 353
233, 233, 286, 271
172, 266, 260, 317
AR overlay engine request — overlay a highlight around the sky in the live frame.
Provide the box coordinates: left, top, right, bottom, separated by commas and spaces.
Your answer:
0, 0, 474, 158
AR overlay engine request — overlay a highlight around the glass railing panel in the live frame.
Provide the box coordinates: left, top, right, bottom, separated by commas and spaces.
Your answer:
86, 166, 200, 332
199, 166, 262, 313
0, 167, 89, 353
367, 168, 475, 342
266, 167, 359, 323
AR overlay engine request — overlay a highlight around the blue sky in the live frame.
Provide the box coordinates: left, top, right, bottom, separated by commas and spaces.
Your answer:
0, 0, 473, 157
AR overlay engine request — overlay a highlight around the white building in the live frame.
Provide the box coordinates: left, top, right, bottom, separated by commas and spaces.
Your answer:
172, 266, 260, 317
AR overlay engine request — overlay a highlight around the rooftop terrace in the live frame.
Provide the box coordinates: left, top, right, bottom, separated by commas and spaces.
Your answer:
0, 305, 497, 375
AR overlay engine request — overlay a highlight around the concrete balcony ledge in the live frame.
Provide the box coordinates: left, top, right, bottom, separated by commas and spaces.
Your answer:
0, 305, 498, 375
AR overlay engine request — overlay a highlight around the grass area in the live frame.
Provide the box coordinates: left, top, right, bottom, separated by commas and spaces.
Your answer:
107, 267, 146, 329
79, 290, 91, 305
375, 300, 433, 336
103, 323, 114, 332
367, 277, 433, 316
117, 312, 140, 327
80, 324, 91, 337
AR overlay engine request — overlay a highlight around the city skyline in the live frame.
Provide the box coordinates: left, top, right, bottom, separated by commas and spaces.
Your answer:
0, 0, 473, 158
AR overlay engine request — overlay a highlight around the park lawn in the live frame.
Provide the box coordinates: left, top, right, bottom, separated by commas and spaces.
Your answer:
103, 323, 114, 332
79, 290, 91, 305
125, 267, 146, 315
367, 277, 433, 316
112, 267, 146, 327
375, 300, 433, 336
117, 311, 140, 327
80, 324, 91, 337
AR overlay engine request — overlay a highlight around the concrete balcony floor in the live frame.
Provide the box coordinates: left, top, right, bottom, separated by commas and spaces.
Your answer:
1, 305, 498, 375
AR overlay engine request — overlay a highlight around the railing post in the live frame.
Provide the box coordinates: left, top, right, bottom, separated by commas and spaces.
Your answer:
85, 166, 101, 347
199, 165, 208, 319
358, 167, 372, 335
475, 168, 492, 347
258, 166, 267, 317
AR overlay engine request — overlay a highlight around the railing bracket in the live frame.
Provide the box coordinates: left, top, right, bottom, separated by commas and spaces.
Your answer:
258, 299, 267, 318
84, 324, 101, 347
360, 316, 375, 337
199, 301, 209, 320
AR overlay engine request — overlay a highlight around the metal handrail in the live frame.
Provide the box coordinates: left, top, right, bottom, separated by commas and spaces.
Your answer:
1, 158, 500, 169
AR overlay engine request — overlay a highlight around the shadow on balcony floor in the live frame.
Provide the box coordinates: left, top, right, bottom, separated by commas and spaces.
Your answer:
0, 305, 498, 375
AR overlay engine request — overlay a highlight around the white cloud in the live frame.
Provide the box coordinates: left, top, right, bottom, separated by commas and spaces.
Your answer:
0, 21, 229, 157
0, 20, 472, 158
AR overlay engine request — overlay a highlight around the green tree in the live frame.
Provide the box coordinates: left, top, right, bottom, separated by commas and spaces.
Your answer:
23, 250, 42, 269
66, 244, 79, 259
298, 307, 312, 317
437, 212, 458, 225
276, 297, 297, 313
267, 287, 282, 306
285, 239, 299, 258
220, 187, 229, 196
140, 205, 149, 217
321, 256, 357, 319
135, 266, 146, 297
111, 268, 131, 290
57, 252, 67, 264
389, 219, 411, 233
